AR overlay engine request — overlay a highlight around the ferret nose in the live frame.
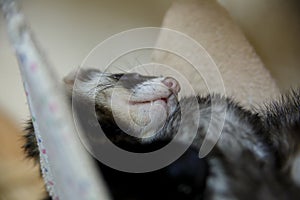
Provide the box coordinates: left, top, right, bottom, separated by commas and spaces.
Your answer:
162, 77, 181, 94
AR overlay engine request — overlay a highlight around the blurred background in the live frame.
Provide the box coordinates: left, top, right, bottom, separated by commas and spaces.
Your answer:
0, 0, 299, 199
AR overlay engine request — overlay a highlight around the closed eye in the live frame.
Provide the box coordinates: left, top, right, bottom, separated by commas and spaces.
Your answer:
111, 73, 124, 80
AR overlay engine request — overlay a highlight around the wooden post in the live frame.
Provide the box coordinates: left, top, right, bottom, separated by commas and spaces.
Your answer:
0, 1, 111, 199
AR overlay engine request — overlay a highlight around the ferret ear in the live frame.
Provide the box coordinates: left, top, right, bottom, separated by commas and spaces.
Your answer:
63, 68, 79, 93
63, 68, 102, 93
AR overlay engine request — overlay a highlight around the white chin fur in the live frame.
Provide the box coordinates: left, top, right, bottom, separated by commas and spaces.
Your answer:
110, 76, 178, 140
142, 101, 168, 138
110, 94, 169, 139
128, 101, 168, 139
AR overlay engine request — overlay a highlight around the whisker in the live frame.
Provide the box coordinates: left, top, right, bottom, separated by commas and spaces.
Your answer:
111, 65, 130, 73
142, 66, 151, 76
95, 84, 125, 93
135, 55, 143, 66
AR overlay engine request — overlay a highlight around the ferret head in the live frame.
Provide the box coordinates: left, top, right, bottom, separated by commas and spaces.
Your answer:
64, 69, 180, 141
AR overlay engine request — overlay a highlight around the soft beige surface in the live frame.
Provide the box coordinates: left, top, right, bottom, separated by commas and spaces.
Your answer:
0, 111, 45, 200
153, 0, 280, 108
219, 0, 300, 90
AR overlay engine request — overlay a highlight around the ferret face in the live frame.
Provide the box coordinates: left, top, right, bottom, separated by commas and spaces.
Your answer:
64, 69, 180, 140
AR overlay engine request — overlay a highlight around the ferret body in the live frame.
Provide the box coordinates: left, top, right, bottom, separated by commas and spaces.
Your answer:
24, 69, 300, 199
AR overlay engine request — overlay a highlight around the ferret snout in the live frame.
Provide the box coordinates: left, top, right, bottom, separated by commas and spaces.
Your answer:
162, 77, 181, 94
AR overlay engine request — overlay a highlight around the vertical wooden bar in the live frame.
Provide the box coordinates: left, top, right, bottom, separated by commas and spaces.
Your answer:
0, 1, 111, 199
